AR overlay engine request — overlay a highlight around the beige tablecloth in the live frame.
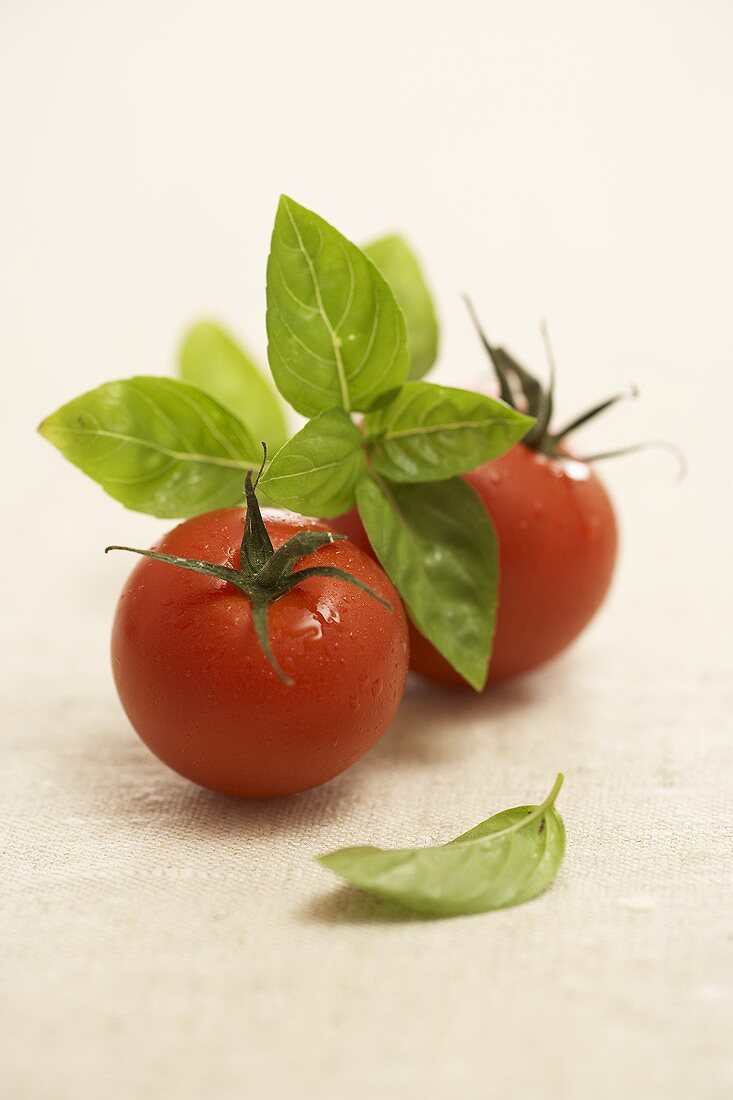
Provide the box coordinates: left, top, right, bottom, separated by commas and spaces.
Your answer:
2, 2, 732, 1096
4, 417, 731, 1100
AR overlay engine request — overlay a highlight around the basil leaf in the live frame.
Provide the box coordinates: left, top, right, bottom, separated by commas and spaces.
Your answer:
38, 377, 260, 518
179, 320, 288, 452
355, 474, 497, 689
266, 196, 409, 417
318, 775, 565, 917
262, 409, 366, 518
364, 235, 439, 379
364, 381, 533, 482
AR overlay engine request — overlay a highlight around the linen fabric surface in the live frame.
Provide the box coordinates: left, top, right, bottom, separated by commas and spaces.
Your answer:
2, 2, 732, 1096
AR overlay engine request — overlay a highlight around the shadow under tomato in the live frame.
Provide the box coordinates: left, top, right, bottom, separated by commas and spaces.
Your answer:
348, 668, 546, 773
175, 776, 367, 837
63, 709, 365, 841
72, 659, 553, 850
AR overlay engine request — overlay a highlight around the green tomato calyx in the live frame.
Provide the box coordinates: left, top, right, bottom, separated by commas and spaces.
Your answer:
464, 298, 684, 476
106, 444, 392, 685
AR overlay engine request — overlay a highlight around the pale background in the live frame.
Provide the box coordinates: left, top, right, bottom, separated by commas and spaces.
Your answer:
2, 1, 732, 1098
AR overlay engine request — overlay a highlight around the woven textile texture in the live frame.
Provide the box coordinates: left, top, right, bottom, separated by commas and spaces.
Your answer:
2, 2, 732, 1096
3, 437, 731, 1099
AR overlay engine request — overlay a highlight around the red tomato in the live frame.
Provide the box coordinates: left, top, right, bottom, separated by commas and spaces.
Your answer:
111, 508, 409, 797
331, 444, 617, 687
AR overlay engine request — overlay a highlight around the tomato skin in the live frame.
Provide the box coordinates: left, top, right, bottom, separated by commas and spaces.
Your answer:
331, 444, 617, 687
111, 508, 409, 797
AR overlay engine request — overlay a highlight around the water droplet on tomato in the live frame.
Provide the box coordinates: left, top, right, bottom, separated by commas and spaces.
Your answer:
292, 609, 323, 642
561, 458, 591, 481
371, 679, 383, 698
317, 599, 340, 624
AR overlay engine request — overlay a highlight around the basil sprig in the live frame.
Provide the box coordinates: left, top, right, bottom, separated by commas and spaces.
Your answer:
355, 475, 497, 690
38, 377, 261, 518
318, 775, 566, 916
363, 380, 533, 483
39, 196, 533, 685
179, 320, 288, 452
266, 197, 409, 416
262, 198, 531, 686
263, 409, 366, 518
364, 234, 439, 380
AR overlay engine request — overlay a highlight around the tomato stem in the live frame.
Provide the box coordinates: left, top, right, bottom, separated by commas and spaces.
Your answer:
106, 445, 394, 684
241, 446, 275, 576
551, 387, 639, 444
572, 439, 687, 480
465, 301, 681, 470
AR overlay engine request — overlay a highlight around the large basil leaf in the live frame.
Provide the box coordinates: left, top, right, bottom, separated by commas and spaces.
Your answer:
364, 381, 533, 482
355, 474, 497, 689
179, 320, 288, 452
38, 377, 260, 518
266, 196, 409, 417
364, 234, 439, 379
318, 775, 566, 917
262, 409, 365, 518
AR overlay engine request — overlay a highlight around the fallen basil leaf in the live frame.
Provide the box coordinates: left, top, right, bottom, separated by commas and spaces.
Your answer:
38, 377, 260, 518
179, 320, 288, 452
318, 774, 566, 916
364, 381, 533, 482
364, 234, 439, 379
266, 196, 409, 417
355, 473, 497, 689
262, 409, 366, 518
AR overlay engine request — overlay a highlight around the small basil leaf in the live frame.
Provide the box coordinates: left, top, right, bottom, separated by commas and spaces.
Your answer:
318, 775, 565, 917
38, 377, 259, 518
355, 474, 497, 689
262, 410, 365, 518
364, 381, 533, 482
364, 235, 439, 379
179, 320, 288, 452
266, 196, 409, 417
